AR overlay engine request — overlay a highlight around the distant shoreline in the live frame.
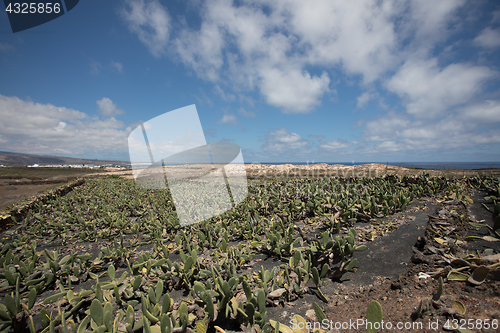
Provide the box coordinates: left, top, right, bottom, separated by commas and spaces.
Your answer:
123, 162, 500, 171
2, 151, 498, 170
3, 162, 500, 171
244, 162, 500, 170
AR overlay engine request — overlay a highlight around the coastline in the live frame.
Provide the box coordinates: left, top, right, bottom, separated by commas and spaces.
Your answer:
99, 163, 500, 179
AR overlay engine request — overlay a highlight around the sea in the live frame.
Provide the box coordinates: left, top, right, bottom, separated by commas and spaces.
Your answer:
250, 162, 500, 170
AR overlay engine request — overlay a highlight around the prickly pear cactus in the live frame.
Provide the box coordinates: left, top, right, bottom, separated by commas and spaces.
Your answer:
366, 300, 383, 333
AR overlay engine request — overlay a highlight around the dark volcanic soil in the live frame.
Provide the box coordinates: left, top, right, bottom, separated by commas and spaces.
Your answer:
315, 190, 500, 333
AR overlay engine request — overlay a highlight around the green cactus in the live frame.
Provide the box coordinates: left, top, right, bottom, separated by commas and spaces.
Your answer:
257, 288, 266, 320
178, 302, 188, 332
366, 301, 383, 333
245, 302, 255, 325
143, 317, 152, 333
344, 258, 358, 272
312, 302, 326, 322
132, 275, 142, 291
125, 305, 135, 333
103, 302, 113, 332
162, 293, 172, 314
107, 264, 116, 280
435, 277, 444, 300
27, 288, 37, 310
90, 299, 104, 327
311, 266, 320, 286
95, 283, 103, 303
141, 294, 159, 324
160, 314, 171, 333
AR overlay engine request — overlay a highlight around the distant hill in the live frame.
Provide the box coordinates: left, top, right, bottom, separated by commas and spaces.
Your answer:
0, 151, 129, 166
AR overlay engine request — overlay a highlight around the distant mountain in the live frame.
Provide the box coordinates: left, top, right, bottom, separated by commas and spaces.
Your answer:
0, 151, 129, 166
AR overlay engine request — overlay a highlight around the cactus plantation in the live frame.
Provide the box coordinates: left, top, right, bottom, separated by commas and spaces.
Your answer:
0, 169, 499, 332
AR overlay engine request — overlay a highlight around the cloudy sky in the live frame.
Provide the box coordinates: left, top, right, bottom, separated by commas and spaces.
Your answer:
1, 0, 499, 163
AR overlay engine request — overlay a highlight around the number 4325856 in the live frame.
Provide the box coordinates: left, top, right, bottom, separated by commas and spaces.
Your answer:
5, 2, 61, 14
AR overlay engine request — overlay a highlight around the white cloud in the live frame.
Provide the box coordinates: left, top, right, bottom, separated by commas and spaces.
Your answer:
116, 0, 500, 159
459, 100, 500, 123
374, 140, 403, 152
259, 68, 330, 113
364, 112, 410, 141
262, 128, 308, 152
474, 27, 500, 48
280, 0, 401, 83
121, 0, 171, 57
120, 0, 476, 114
357, 91, 376, 108
363, 108, 500, 154
217, 114, 238, 125
96, 98, 125, 117
237, 107, 256, 118
174, 12, 225, 82
404, 0, 466, 50
111, 61, 124, 73
387, 58, 495, 117
320, 140, 357, 151
172, 0, 397, 111
0, 95, 130, 156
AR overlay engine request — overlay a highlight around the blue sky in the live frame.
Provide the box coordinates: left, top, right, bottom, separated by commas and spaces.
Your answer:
1, 0, 500, 163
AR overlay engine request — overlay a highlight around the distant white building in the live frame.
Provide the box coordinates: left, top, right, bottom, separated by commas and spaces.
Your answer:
27, 164, 103, 168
